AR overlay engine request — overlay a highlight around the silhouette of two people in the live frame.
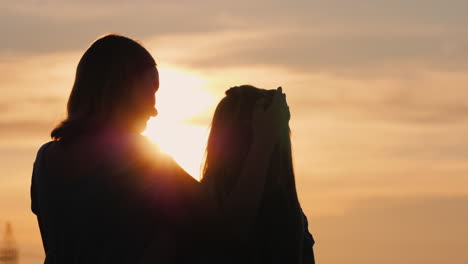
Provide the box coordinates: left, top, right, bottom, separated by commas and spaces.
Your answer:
31, 34, 315, 263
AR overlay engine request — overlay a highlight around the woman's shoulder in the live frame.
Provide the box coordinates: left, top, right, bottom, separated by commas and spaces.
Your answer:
31, 135, 158, 176
33, 141, 56, 169
35, 140, 54, 157
89, 133, 183, 178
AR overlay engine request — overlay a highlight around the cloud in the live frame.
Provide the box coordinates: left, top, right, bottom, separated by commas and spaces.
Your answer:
309, 195, 468, 264
0, 1, 234, 53
144, 27, 468, 79
0, 101, 10, 113
2, 0, 468, 76
0, 119, 55, 137
290, 83, 468, 125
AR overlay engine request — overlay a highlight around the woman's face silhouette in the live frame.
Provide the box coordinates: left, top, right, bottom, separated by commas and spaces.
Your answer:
127, 67, 159, 132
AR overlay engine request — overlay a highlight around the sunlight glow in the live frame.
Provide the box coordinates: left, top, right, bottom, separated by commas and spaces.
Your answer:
144, 119, 209, 180
143, 66, 216, 180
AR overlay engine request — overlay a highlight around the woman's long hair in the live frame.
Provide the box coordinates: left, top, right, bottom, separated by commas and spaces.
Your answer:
201, 85, 304, 262
51, 34, 156, 141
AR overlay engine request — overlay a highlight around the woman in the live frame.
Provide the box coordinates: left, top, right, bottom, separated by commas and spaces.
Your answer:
30, 34, 288, 263
201, 85, 315, 263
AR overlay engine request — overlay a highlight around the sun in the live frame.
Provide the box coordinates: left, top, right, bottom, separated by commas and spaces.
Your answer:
143, 66, 217, 180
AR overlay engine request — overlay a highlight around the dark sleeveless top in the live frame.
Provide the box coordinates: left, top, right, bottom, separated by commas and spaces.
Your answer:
30, 136, 200, 264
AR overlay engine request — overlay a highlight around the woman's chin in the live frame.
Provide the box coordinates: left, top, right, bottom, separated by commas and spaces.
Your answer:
138, 120, 148, 133
119, 120, 147, 134
135, 121, 148, 133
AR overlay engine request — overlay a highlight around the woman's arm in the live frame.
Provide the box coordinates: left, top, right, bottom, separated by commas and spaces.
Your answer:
143, 88, 288, 243
216, 88, 288, 241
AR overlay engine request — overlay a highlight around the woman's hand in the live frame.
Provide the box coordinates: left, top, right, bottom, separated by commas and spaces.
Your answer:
252, 87, 289, 147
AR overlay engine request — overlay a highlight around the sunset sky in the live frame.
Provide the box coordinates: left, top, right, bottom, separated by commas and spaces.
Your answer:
1, 1, 468, 263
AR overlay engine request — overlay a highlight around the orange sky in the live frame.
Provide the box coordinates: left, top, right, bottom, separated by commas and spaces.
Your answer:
1, 1, 468, 263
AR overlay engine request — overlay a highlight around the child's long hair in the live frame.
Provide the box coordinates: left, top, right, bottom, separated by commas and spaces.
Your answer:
202, 85, 304, 263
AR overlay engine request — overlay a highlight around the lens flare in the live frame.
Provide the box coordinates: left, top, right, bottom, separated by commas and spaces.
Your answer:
143, 66, 216, 180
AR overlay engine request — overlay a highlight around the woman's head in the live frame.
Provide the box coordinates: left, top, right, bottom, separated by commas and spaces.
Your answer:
51, 34, 158, 141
